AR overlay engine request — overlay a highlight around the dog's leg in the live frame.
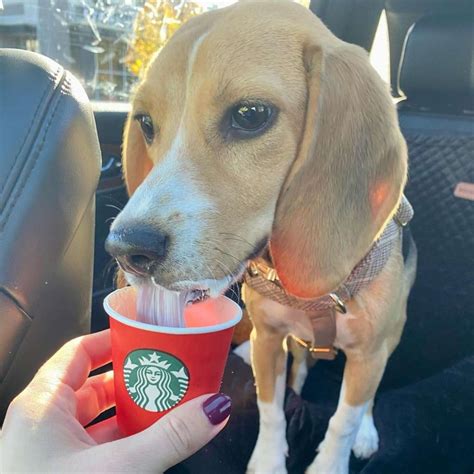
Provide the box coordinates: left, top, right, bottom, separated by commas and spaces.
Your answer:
307, 350, 388, 474
247, 324, 288, 474
288, 337, 309, 395
352, 399, 379, 459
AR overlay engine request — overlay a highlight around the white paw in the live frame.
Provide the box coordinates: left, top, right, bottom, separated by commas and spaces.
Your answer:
247, 455, 287, 473
233, 340, 251, 365
352, 414, 379, 459
306, 452, 348, 474
247, 437, 288, 474
305, 437, 349, 474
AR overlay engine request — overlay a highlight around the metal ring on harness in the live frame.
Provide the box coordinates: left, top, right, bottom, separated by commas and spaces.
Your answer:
329, 293, 347, 314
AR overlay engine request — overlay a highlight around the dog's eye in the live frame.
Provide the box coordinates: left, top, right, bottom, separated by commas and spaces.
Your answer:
231, 103, 272, 132
134, 114, 155, 145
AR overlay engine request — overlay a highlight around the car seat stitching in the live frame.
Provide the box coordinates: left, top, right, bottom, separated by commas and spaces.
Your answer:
0, 71, 68, 232
0, 65, 62, 211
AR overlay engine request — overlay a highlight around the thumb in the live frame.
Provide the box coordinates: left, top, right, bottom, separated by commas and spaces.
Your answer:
102, 393, 231, 472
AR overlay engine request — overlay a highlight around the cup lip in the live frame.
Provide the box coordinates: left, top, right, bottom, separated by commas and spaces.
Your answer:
104, 288, 243, 335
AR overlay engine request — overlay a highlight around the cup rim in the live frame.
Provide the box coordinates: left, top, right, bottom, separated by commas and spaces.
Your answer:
104, 288, 243, 335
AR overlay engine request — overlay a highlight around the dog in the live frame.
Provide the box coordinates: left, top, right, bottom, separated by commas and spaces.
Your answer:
106, 1, 416, 472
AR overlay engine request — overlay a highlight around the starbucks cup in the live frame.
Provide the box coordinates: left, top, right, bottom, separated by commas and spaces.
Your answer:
104, 286, 242, 436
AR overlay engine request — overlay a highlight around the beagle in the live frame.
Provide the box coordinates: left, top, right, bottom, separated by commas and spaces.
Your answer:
106, 1, 417, 473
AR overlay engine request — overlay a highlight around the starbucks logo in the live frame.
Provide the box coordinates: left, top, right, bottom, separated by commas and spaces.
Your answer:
123, 349, 189, 412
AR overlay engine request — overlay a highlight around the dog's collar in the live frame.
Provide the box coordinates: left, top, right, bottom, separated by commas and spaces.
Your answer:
243, 195, 414, 359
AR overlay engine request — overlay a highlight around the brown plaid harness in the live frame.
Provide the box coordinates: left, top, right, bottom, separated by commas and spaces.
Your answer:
243, 196, 414, 359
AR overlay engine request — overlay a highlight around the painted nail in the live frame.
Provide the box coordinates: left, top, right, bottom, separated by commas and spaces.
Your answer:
202, 393, 232, 425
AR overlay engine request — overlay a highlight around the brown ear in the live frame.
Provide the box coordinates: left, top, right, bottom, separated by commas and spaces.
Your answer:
122, 114, 153, 196
270, 42, 407, 298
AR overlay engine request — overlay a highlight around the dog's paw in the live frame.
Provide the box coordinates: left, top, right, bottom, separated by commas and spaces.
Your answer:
305, 438, 349, 474
352, 414, 379, 459
246, 459, 287, 474
246, 437, 288, 474
306, 452, 348, 474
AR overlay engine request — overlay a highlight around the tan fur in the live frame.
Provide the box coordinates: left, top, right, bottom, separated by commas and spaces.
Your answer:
120, 1, 414, 470
336, 248, 409, 405
121, 2, 317, 288
122, 105, 154, 195
272, 43, 407, 297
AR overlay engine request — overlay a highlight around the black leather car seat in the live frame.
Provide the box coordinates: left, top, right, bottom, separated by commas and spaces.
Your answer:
392, 14, 474, 382
0, 49, 101, 421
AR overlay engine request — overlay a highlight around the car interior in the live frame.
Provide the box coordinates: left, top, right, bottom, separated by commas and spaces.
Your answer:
0, 0, 472, 472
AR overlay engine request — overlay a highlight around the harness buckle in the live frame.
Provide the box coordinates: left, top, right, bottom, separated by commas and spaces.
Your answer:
248, 261, 280, 282
248, 262, 259, 277
394, 214, 408, 227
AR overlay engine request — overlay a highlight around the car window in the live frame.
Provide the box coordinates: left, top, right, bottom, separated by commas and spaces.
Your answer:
0, 0, 235, 102
370, 9, 390, 86
0, 0, 310, 103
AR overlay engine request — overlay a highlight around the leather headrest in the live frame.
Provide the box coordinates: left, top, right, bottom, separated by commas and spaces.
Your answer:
398, 15, 473, 108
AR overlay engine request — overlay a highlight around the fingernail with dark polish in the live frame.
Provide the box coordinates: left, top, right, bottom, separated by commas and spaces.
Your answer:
203, 393, 232, 425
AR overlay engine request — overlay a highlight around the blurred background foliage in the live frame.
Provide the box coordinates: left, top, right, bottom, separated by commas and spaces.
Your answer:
0, 0, 310, 100
125, 0, 310, 77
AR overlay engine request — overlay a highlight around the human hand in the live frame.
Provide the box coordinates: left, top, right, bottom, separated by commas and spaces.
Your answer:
0, 330, 231, 473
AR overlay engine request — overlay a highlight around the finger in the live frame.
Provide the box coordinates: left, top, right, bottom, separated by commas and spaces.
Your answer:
76, 371, 115, 426
86, 416, 122, 444
97, 393, 231, 472
33, 330, 112, 391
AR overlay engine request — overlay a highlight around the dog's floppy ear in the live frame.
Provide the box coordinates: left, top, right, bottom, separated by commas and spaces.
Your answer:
270, 42, 407, 298
122, 114, 153, 196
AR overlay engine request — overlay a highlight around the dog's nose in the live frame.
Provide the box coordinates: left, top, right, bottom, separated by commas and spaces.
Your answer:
105, 227, 169, 276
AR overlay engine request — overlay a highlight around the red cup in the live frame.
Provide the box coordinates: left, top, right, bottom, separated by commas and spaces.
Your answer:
103, 287, 242, 436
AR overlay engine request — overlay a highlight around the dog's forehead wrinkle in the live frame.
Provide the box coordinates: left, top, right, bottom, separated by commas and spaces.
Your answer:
164, 10, 308, 109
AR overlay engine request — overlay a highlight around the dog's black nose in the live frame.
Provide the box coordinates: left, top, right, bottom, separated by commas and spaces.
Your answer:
105, 227, 169, 276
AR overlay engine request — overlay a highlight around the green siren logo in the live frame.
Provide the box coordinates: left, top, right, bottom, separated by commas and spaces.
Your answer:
123, 349, 189, 412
